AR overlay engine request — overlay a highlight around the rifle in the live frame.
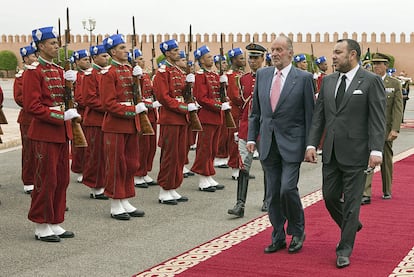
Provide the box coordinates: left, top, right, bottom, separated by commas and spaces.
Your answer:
63, 7, 88, 147
183, 24, 202, 132
151, 34, 156, 78
131, 16, 154, 136
219, 33, 236, 129
310, 44, 316, 74
57, 18, 62, 65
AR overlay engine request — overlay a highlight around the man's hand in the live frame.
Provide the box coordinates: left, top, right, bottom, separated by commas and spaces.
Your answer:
135, 102, 148, 114
246, 142, 256, 153
152, 100, 162, 108
221, 101, 231, 111
387, 130, 399, 141
368, 155, 382, 168
304, 148, 318, 163
186, 73, 195, 83
219, 74, 228, 84
64, 108, 80, 121
64, 70, 77, 82
132, 65, 143, 77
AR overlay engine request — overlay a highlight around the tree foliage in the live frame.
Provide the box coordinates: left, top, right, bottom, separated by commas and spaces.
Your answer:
0, 50, 18, 71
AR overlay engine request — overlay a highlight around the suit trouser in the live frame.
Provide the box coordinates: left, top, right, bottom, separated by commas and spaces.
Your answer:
364, 140, 393, 196
261, 135, 304, 243
322, 153, 365, 257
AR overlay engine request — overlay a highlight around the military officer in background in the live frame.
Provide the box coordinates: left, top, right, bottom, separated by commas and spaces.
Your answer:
23, 26, 78, 242
70, 49, 91, 183
362, 53, 403, 204
228, 43, 267, 217
294, 54, 308, 71
81, 44, 110, 200
191, 45, 228, 192
13, 43, 37, 194
100, 34, 146, 220
132, 48, 160, 188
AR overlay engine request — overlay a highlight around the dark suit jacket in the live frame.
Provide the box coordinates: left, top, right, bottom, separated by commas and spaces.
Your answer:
248, 66, 315, 163
307, 67, 386, 166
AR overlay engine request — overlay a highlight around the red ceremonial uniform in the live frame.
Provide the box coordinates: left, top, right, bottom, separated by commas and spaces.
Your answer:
23, 57, 72, 224
82, 64, 106, 189
153, 62, 189, 190
226, 69, 243, 168
100, 60, 140, 199
135, 72, 157, 177
238, 72, 256, 140
71, 70, 86, 174
191, 69, 223, 176
13, 69, 34, 186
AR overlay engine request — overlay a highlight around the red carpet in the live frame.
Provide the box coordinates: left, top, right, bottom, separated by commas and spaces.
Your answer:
401, 119, 414, 129
135, 152, 414, 277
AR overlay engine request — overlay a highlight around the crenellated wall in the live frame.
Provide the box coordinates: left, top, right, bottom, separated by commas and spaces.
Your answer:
1, 32, 413, 76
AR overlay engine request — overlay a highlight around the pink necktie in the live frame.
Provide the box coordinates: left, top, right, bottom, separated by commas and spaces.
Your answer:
270, 70, 282, 111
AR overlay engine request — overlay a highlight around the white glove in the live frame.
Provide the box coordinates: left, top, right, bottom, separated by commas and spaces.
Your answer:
64, 108, 80, 121
221, 101, 231, 111
186, 73, 195, 83
234, 132, 239, 142
188, 103, 199, 112
219, 74, 228, 84
132, 65, 143, 77
152, 100, 162, 108
64, 70, 77, 82
135, 102, 148, 114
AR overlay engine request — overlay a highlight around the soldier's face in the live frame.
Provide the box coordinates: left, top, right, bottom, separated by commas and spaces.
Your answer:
318, 61, 328, 72
93, 53, 110, 67
38, 38, 59, 61
24, 54, 38, 65
297, 60, 308, 70
372, 61, 387, 76
248, 55, 263, 72
111, 43, 129, 63
76, 57, 91, 70
234, 55, 246, 67
166, 48, 180, 62
135, 56, 145, 68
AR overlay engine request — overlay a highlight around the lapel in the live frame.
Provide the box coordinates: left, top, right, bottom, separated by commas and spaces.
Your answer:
274, 66, 297, 111
262, 67, 275, 113
337, 68, 365, 111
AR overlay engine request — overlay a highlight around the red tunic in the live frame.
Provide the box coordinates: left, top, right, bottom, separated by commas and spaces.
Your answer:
153, 62, 189, 189
23, 57, 71, 224
100, 61, 139, 199
238, 72, 256, 140
13, 69, 34, 186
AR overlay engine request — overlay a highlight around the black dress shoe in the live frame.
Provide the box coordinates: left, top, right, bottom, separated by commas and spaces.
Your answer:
90, 193, 109, 200
186, 171, 195, 176
248, 174, 255, 179
176, 196, 189, 202
35, 234, 61, 242
216, 164, 229, 168
214, 184, 225, 190
111, 212, 131, 220
261, 201, 268, 212
357, 222, 363, 232
158, 199, 178, 205
58, 231, 75, 238
264, 240, 287, 253
336, 256, 350, 268
288, 233, 306, 253
128, 209, 145, 217
146, 181, 157, 186
183, 173, 189, 178
361, 196, 371, 205
199, 186, 216, 192
135, 183, 148, 188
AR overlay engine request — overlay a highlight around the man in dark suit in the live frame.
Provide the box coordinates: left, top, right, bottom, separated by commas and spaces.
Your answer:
247, 35, 315, 254
362, 53, 403, 204
305, 39, 386, 268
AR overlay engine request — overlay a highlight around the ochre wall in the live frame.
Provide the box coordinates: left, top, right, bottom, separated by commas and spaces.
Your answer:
1, 32, 413, 76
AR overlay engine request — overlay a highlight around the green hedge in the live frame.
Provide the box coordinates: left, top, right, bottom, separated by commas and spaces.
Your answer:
0, 50, 18, 71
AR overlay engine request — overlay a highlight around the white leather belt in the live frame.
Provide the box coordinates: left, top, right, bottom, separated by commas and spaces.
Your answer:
175, 96, 184, 103
49, 106, 61, 111
120, 101, 133, 106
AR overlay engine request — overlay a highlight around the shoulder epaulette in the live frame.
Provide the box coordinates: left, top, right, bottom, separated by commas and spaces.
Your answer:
158, 64, 167, 73
84, 67, 93, 75
226, 69, 233, 74
15, 69, 24, 77
196, 69, 204, 74
26, 62, 39, 70
101, 65, 111, 74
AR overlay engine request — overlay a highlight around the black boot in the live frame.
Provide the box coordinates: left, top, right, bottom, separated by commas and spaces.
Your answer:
228, 169, 249, 217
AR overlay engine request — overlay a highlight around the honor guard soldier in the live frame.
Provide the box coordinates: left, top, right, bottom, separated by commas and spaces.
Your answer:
23, 26, 77, 242
265, 53, 272, 67
70, 49, 91, 183
101, 34, 146, 220
362, 53, 403, 204
314, 56, 328, 95
132, 48, 160, 188
226, 47, 247, 180
213, 55, 228, 74
228, 43, 267, 217
81, 44, 110, 200
294, 54, 308, 71
152, 39, 194, 204
191, 45, 228, 192
13, 43, 38, 194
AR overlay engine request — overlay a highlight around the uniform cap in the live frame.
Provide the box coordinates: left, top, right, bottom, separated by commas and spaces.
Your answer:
228, 48, 243, 59
371, 52, 390, 63
194, 45, 210, 60
179, 50, 186, 59
315, 56, 327, 65
90, 44, 106, 56
73, 49, 90, 61
20, 44, 37, 57
266, 53, 272, 62
245, 43, 266, 57
159, 39, 179, 54
31, 26, 58, 42
213, 55, 226, 63
103, 34, 126, 50
294, 54, 306, 62
133, 49, 143, 58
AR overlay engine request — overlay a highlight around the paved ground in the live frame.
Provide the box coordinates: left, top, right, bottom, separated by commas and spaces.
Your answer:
1, 78, 414, 276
